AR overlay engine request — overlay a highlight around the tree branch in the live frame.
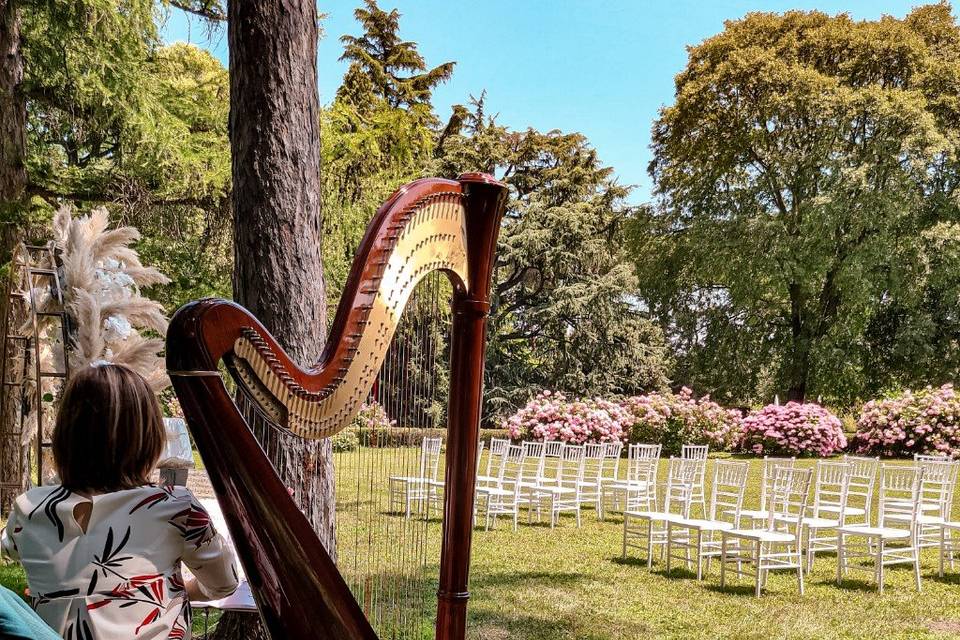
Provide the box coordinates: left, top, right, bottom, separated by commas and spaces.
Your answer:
167, 0, 226, 22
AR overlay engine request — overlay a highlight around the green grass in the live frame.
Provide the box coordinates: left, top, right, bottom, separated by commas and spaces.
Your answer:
4, 452, 960, 639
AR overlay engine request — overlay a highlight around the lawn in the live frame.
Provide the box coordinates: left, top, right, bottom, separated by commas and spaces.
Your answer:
3, 451, 960, 639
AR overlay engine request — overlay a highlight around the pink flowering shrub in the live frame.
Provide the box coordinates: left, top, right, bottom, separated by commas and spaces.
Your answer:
851, 384, 960, 458
503, 391, 631, 444
621, 387, 742, 454
738, 402, 846, 457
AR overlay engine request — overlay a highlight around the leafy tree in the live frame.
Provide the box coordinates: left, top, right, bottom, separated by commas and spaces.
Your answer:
339, 0, 454, 115
436, 100, 670, 417
637, 4, 960, 406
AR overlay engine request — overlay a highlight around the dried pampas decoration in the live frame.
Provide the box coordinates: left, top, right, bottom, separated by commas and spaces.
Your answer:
55, 205, 171, 390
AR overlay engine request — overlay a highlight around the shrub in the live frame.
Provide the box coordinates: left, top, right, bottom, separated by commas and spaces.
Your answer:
621, 387, 742, 454
738, 402, 846, 457
331, 429, 360, 452
851, 384, 960, 458
503, 391, 631, 444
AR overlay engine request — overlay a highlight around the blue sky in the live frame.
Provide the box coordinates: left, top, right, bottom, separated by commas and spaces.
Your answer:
163, 1, 940, 202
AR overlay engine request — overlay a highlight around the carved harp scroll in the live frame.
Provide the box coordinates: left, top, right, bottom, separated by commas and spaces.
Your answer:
166, 173, 508, 639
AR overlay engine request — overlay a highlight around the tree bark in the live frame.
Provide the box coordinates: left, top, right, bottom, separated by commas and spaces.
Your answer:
0, 0, 26, 260
214, 1, 330, 638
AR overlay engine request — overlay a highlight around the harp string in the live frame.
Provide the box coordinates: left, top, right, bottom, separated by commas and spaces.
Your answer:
233, 271, 448, 638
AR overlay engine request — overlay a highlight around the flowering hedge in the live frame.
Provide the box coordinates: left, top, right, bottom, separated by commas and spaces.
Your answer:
738, 402, 846, 457
503, 391, 631, 444
621, 387, 742, 454
851, 384, 960, 458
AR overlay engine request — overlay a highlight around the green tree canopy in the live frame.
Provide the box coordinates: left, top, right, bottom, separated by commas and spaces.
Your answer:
636, 3, 960, 406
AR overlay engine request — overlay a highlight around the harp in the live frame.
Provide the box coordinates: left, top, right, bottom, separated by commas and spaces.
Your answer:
166, 173, 507, 639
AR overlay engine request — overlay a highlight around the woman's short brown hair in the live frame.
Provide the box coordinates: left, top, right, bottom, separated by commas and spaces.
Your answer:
53, 363, 165, 492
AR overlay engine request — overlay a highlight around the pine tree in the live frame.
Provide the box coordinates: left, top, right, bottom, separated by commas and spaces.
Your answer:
338, 0, 454, 112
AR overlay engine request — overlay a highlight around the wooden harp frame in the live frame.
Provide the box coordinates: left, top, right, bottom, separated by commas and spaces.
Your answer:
166, 173, 507, 639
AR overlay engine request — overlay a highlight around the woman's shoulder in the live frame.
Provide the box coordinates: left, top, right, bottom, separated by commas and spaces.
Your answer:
13, 484, 73, 514
123, 484, 202, 516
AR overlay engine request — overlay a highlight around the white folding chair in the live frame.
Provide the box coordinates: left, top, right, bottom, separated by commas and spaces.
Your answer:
889, 459, 958, 550
681, 444, 709, 518
667, 460, 749, 580
622, 457, 700, 568
388, 436, 443, 519
531, 444, 585, 528
475, 444, 522, 531
477, 437, 509, 486
720, 466, 812, 597
839, 455, 880, 526
837, 465, 924, 594
540, 440, 566, 486
578, 443, 607, 514
736, 456, 796, 523
601, 443, 661, 520
798, 460, 852, 572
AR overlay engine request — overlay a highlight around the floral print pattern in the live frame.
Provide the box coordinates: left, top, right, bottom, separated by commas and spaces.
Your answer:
2, 484, 238, 639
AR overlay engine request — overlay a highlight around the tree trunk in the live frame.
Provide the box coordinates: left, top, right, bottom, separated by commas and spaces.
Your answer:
785, 281, 809, 403
0, 0, 26, 260
0, 0, 28, 512
213, 1, 329, 638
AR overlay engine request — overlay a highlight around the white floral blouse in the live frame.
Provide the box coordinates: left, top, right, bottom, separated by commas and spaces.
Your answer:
2, 484, 239, 640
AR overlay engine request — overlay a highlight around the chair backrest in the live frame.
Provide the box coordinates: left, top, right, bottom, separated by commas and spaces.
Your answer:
582, 443, 606, 483
541, 440, 565, 481
878, 464, 925, 528
681, 444, 709, 461
476, 441, 485, 471
558, 444, 586, 487
841, 455, 879, 516
759, 456, 797, 507
543, 440, 565, 458
681, 444, 709, 487
708, 460, 750, 522
602, 442, 624, 481
915, 453, 953, 463
763, 466, 813, 534
627, 443, 662, 483
419, 437, 443, 480
520, 440, 545, 482
501, 444, 526, 485
810, 460, 853, 521
662, 457, 700, 516
486, 437, 510, 476
914, 459, 958, 517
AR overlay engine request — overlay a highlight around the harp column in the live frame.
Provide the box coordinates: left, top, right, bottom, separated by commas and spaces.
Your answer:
435, 173, 507, 640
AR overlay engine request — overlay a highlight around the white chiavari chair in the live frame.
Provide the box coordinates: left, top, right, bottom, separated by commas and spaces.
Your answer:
837, 465, 924, 593
388, 436, 443, 519
667, 460, 749, 580
736, 456, 796, 524
622, 457, 699, 568
601, 443, 661, 520
720, 466, 812, 597
796, 460, 852, 572
681, 444, 710, 518
532, 444, 586, 528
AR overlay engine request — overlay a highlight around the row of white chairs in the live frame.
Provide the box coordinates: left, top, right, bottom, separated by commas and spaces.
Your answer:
622, 454, 960, 596
473, 439, 709, 530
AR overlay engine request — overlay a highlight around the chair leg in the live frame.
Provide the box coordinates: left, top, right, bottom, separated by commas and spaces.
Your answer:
696, 530, 703, 581
666, 522, 673, 574
754, 542, 762, 597
876, 540, 884, 594
797, 542, 805, 596
622, 514, 629, 560
940, 527, 946, 578
836, 532, 843, 586
914, 544, 922, 592
720, 537, 727, 589
647, 520, 654, 569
